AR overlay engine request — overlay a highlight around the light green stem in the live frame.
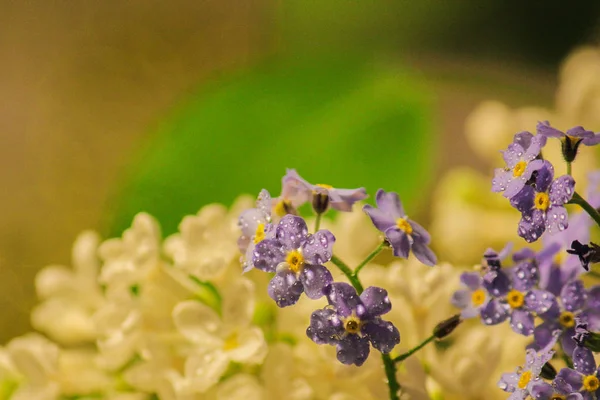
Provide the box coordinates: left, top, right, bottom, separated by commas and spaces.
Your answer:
394, 335, 436, 363
354, 241, 387, 276
569, 191, 600, 228
330, 255, 364, 294
567, 161, 572, 176
314, 213, 322, 232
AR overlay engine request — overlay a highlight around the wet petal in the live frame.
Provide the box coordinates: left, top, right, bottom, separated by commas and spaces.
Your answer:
326, 282, 362, 318
562, 280, 587, 312
533, 321, 561, 351
572, 346, 596, 375
275, 215, 308, 251
505, 176, 527, 199
360, 286, 392, 317
546, 206, 569, 236
306, 308, 344, 345
514, 131, 534, 149
512, 260, 539, 291
537, 121, 564, 138
363, 204, 396, 232
375, 189, 404, 218
518, 210, 546, 243
482, 269, 511, 297
502, 142, 525, 168
587, 286, 600, 309
525, 134, 547, 160
549, 176, 576, 206
362, 318, 400, 354
336, 335, 370, 366
567, 126, 594, 139
172, 301, 222, 343
267, 269, 304, 308
330, 187, 368, 212
385, 228, 412, 258
252, 239, 285, 273
498, 372, 519, 392
238, 209, 265, 238
301, 230, 335, 265
510, 309, 535, 336
535, 161, 555, 193
510, 185, 535, 212
480, 299, 510, 325
582, 133, 600, 146
226, 326, 267, 364
524, 290, 556, 316
411, 240, 437, 266
299, 264, 333, 300
561, 329, 577, 358
492, 168, 511, 193
556, 368, 583, 392
530, 381, 554, 399
281, 169, 312, 207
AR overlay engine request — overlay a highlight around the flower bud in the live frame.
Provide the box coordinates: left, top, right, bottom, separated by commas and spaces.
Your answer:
433, 314, 462, 339
540, 362, 557, 380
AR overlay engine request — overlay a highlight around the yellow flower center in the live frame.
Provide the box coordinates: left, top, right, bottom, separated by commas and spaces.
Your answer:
583, 375, 600, 392
343, 315, 362, 335
517, 370, 532, 389
550, 395, 566, 400
471, 289, 486, 307
253, 223, 266, 244
286, 250, 305, 274
534, 192, 550, 211
316, 183, 333, 189
558, 311, 575, 328
223, 333, 239, 351
513, 161, 527, 177
396, 218, 413, 235
554, 250, 565, 265
506, 289, 525, 309
274, 199, 293, 217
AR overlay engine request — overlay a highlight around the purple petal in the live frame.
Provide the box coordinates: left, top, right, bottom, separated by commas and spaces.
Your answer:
375, 189, 404, 218
588, 286, 600, 309
275, 215, 308, 251
566, 126, 595, 139
336, 334, 370, 366
268, 269, 304, 307
582, 133, 600, 146
518, 210, 546, 243
512, 261, 539, 291
535, 161, 555, 193
451, 289, 471, 309
573, 346, 596, 375
492, 168, 511, 193
561, 329, 577, 358
409, 219, 431, 244
524, 290, 557, 316
549, 176, 576, 206
503, 142, 526, 168
562, 280, 587, 312
510, 309, 535, 336
329, 187, 368, 212
480, 299, 510, 325
530, 381, 554, 399
238, 208, 265, 237
301, 230, 335, 265
326, 282, 362, 318
256, 189, 272, 218
411, 240, 437, 266
362, 318, 400, 354
524, 135, 546, 161
385, 228, 412, 258
252, 239, 285, 272
514, 131, 534, 150
555, 370, 582, 394
498, 372, 519, 392
281, 169, 312, 207
461, 272, 482, 291
505, 177, 527, 199
299, 264, 333, 300
360, 287, 392, 317
482, 269, 511, 297
545, 206, 569, 236
510, 185, 535, 212
306, 308, 344, 345
363, 204, 396, 233
533, 321, 561, 351
537, 121, 565, 138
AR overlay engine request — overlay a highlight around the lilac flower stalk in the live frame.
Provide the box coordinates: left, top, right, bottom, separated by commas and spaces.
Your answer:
363, 189, 436, 266
282, 169, 367, 213
306, 282, 400, 366
555, 346, 600, 400
498, 343, 555, 400
511, 161, 575, 242
238, 189, 276, 272
492, 131, 546, 198
252, 215, 335, 307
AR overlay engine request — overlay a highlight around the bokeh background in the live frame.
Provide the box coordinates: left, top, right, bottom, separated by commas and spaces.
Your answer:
1, 1, 599, 343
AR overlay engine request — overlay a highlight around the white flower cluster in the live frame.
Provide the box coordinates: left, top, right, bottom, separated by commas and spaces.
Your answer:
0, 198, 522, 400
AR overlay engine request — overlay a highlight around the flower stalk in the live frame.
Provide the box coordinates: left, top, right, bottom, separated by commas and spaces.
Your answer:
569, 191, 600, 228
354, 241, 387, 276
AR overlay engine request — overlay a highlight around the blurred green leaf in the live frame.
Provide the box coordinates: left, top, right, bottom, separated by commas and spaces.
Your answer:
107, 57, 436, 236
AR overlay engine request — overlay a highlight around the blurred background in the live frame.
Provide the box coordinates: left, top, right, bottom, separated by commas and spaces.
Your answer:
1, 1, 599, 342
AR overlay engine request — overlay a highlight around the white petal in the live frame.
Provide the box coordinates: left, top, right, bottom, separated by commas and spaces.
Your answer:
222, 278, 255, 328
34, 266, 74, 299
217, 374, 264, 400
183, 349, 229, 393
172, 301, 222, 344
31, 299, 96, 344
71, 230, 101, 283
225, 327, 267, 364
6, 334, 58, 385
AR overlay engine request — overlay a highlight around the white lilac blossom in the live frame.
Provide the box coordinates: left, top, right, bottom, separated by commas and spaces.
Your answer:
252, 214, 335, 307
510, 160, 575, 242
555, 346, 600, 400
492, 131, 547, 199
306, 282, 400, 366
363, 189, 436, 266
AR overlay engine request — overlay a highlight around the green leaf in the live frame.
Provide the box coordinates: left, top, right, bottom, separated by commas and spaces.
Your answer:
107, 56, 435, 236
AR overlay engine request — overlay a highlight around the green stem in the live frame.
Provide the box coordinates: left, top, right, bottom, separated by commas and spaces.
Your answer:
354, 242, 386, 276
567, 161, 572, 176
314, 213, 322, 232
589, 270, 600, 279
394, 334, 436, 363
382, 354, 400, 400
330, 255, 364, 294
569, 191, 600, 228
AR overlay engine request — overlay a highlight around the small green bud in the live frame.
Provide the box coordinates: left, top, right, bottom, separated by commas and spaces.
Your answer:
433, 314, 462, 339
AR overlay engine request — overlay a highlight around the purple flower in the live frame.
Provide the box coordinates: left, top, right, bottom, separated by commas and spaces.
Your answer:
252, 215, 335, 307
451, 272, 489, 319
511, 161, 575, 242
282, 169, 367, 213
271, 171, 312, 217
537, 121, 600, 162
529, 381, 583, 400
363, 189, 436, 266
498, 344, 555, 399
555, 346, 600, 400
306, 282, 400, 366
480, 259, 556, 336
238, 190, 276, 272
492, 131, 546, 198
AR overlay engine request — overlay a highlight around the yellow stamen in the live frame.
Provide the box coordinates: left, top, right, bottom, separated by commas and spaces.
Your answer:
558, 311, 575, 328
554, 251, 565, 265
513, 161, 527, 177
274, 200, 292, 217
471, 289, 486, 307
583, 375, 600, 392
253, 223, 266, 244
517, 370, 531, 389
223, 333, 239, 351
316, 183, 333, 189
534, 192, 550, 211
550, 394, 565, 400
286, 250, 305, 274
506, 289, 525, 309
396, 218, 413, 235
343, 315, 362, 334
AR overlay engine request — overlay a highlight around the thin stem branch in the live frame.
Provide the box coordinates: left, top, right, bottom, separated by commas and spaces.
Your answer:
330, 255, 364, 294
382, 354, 400, 400
394, 335, 436, 363
314, 213, 322, 232
567, 161, 572, 176
569, 191, 600, 228
354, 242, 386, 276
